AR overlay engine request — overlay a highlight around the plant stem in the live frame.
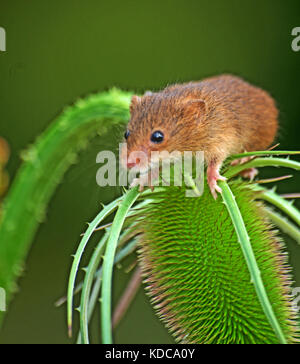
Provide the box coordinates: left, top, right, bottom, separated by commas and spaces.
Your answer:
255, 187, 300, 227
265, 208, 300, 244
80, 231, 109, 344
76, 237, 138, 343
55, 231, 139, 309
67, 196, 122, 337
219, 180, 287, 344
101, 187, 140, 344
230, 150, 300, 159
225, 157, 300, 179
112, 266, 142, 329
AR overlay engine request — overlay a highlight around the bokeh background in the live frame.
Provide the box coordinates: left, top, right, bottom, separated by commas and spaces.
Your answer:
0, 0, 300, 344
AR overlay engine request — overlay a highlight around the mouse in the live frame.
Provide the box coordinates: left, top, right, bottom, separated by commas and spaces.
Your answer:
121, 75, 278, 198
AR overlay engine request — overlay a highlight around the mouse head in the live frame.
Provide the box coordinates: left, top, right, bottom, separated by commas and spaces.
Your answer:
121, 93, 207, 171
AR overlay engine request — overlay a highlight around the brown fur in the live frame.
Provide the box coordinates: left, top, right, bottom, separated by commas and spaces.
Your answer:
125, 75, 278, 167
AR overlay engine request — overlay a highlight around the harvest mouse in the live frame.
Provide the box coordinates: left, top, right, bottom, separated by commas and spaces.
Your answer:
121, 75, 278, 198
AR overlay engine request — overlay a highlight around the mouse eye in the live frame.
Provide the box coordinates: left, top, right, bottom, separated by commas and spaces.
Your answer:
124, 130, 130, 139
150, 130, 164, 144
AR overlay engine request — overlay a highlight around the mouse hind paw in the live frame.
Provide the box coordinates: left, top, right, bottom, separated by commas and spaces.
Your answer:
207, 164, 227, 200
240, 167, 258, 181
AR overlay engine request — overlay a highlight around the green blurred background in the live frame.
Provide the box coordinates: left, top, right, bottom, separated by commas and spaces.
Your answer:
0, 0, 300, 343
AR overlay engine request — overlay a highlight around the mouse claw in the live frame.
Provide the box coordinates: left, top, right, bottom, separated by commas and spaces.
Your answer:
208, 179, 223, 200
210, 183, 221, 200
207, 164, 226, 200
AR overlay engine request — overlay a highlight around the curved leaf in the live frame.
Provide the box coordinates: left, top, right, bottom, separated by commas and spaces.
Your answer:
0, 89, 132, 324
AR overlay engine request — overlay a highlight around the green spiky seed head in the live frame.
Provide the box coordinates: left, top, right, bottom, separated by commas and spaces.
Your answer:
137, 180, 299, 344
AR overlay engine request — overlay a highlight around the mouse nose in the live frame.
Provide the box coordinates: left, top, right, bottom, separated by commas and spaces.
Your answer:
127, 161, 136, 168
127, 157, 141, 169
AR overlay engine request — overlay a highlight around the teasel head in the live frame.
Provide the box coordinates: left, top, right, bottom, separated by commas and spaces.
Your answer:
136, 181, 300, 344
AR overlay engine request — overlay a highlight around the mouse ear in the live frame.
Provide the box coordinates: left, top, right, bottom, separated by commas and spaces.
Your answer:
130, 95, 142, 113
182, 99, 206, 122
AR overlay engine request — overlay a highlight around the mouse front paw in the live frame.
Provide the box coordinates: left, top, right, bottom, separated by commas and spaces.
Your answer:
207, 164, 227, 200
